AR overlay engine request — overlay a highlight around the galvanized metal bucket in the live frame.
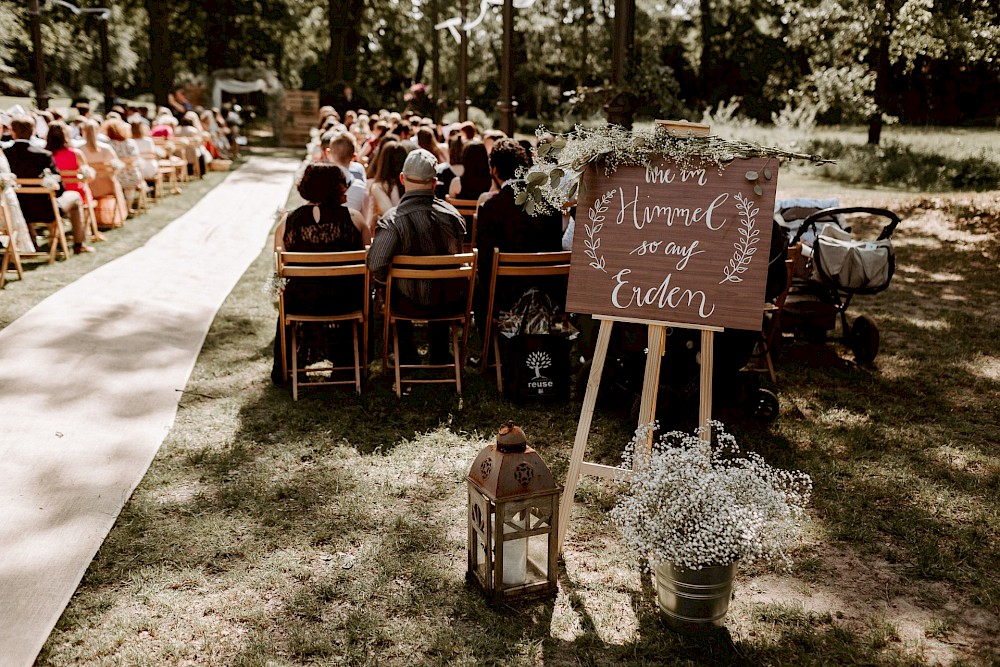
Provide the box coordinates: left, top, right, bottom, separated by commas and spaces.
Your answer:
654, 561, 738, 630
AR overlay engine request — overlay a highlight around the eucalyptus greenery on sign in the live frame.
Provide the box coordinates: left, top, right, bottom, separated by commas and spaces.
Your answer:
513, 123, 831, 215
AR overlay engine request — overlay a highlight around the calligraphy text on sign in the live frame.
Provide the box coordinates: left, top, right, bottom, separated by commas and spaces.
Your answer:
565, 158, 778, 331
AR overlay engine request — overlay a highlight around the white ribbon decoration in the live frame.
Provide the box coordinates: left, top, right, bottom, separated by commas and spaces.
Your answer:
435, 0, 536, 43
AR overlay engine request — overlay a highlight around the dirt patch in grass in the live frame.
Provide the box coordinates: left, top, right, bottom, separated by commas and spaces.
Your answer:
742, 544, 1000, 666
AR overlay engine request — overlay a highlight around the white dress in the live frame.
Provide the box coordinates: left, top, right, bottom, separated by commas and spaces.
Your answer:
0, 149, 36, 253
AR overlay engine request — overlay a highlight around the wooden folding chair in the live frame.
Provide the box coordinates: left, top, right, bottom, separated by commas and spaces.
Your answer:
90, 164, 126, 228
480, 249, 572, 392
382, 251, 477, 397
154, 137, 189, 186
141, 152, 166, 202
445, 196, 480, 252
59, 170, 101, 242
0, 195, 25, 287
14, 178, 69, 263
277, 244, 370, 400
754, 243, 802, 382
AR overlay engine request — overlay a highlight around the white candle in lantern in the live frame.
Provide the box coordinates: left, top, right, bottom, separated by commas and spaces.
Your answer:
502, 538, 527, 586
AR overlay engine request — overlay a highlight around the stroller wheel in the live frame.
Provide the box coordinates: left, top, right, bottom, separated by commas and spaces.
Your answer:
849, 315, 880, 364
749, 388, 780, 423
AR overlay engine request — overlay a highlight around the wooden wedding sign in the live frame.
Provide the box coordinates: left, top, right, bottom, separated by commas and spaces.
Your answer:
557, 144, 780, 552
566, 157, 777, 330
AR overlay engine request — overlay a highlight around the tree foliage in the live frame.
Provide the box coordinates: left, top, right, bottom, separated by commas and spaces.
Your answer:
0, 0, 996, 134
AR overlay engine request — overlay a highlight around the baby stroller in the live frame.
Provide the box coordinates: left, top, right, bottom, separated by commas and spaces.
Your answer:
777, 202, 902, 363
571, 219, 791, 426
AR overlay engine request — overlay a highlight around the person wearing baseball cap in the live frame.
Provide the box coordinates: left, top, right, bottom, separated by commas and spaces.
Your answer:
367, 148, 468, 368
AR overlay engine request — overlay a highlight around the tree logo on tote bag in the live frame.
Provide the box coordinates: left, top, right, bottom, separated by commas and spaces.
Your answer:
526, 351, 554, 389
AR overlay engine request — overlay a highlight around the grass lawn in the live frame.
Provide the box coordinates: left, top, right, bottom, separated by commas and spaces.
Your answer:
5, 140, 998, 666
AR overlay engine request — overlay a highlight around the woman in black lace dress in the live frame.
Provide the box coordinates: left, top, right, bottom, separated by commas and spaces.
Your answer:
272, 163, 367, 384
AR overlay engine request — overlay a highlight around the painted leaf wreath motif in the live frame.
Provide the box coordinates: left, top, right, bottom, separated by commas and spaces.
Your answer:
583, 189, 616, 273
720, 193, 760, 285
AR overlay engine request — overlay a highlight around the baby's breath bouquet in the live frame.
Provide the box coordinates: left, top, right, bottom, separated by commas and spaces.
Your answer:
610, 422, 811, 571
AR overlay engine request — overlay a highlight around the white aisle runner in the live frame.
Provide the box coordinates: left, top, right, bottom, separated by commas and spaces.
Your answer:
0, 157, 298, 666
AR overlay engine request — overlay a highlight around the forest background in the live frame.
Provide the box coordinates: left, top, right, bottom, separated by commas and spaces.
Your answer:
1, 0, 999, 143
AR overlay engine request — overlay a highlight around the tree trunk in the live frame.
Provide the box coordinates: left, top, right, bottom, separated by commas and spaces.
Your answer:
327, 0, 363, 84
204, 0, 232, 73
146, 0, 174, 108
868, 0, 897, 145
698, 0, 722, 104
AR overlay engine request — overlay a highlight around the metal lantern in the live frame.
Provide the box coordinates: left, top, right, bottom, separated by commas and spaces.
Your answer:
467, 421, 561, 601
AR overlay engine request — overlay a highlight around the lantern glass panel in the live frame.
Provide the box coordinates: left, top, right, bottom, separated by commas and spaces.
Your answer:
501, 499, 553, 588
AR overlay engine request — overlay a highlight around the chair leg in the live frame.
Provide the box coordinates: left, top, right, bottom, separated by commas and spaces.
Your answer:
453, 323, 462, 395
279, 315, 288, 382
494, 334, 503, 393
764, 347, 777, 383
291, 323, 299, 401
49, 222, 68, 263
352, 321, 361, 394
393, 321, 402, 398
382, 313, 391, 376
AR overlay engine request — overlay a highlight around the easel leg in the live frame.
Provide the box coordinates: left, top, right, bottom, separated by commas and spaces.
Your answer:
699, 329, 715, 441
556, 318, 613, 554
636, 324, 667, 450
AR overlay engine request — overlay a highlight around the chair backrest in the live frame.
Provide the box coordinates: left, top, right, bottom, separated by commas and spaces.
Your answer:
13, 178, 61, 223
59, 169, 89, 190
445, 196, 479, 218
445, 197, 479, 251
14, 177, 58, 196
278, 249, 368, 280
277, 248, 370, 320
91, 163, 119, 178
387, 251, 478, 282
273, 213, 287, 254
486, 249, 571, 322
386, 251, 478, 319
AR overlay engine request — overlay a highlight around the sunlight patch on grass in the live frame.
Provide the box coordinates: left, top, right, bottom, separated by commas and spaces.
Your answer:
817, 407, 872, 429
959, 353, 1000, 381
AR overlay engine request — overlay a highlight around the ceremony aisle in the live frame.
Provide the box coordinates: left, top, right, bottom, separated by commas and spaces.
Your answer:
0, 156, 299, 667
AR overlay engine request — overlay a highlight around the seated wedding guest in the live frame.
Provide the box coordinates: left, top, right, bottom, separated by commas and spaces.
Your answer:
365, 140, 407, 231
482, 129, 507, 154
358, 120, 388, 162
150, 114, 177, 138
447, 140, 491, 201
416, 126, 447, 164
80, 119, 128, 223
325, 131, 366, 183
271, 163, 367, 385
475, 138, 564, 330
366, 149, 467, 365
45, 121, 101, 239
5, 115, 92, 254
130, 120, 161, 181
0, 146, 39, 254
176, 111, 210, 175
105, 119, 145, 210
435, 133, 464, 200
326, 131, 369, 221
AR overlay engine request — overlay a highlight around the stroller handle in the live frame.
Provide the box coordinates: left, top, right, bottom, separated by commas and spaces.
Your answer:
790, 207, 902, 245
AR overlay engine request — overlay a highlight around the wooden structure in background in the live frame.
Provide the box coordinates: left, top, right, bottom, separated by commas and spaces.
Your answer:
282, 90, 320, 148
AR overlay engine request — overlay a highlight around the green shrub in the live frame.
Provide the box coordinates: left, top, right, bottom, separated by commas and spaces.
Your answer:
803, 138, 1000, 191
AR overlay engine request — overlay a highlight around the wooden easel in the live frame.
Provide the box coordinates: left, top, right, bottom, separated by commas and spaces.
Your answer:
556, 315, 719, 553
